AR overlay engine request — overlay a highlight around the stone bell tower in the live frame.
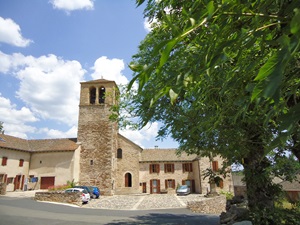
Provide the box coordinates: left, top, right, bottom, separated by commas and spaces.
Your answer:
77, 79, 119, 195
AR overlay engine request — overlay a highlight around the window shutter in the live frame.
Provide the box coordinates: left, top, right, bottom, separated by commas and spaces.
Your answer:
157, 180, 161, 193
192, 180, 195, 193
171, 164, 174, 173
4, 174, 7, 183
164, 164, 166, 173
182, 163, 185, 173
182, 180, 185, 185
2, 157, 7, 166
165, 179, 168, 189
172, 179, 175, 189
150, 180, 153, 194
190, 163, 193, 172
19, 159, 24, 167
212, 161, 219, 171
157, 164, 160, 173
219, 179, 224, 189
149, 164, 152, 174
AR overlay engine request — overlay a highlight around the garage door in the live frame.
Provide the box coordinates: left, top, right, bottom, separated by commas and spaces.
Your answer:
40, 177, 55, 189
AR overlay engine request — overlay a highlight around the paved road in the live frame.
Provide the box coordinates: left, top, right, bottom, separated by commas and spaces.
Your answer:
0, 195, 220, 225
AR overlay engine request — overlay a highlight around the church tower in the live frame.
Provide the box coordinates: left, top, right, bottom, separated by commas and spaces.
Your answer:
77, 79, 119, 195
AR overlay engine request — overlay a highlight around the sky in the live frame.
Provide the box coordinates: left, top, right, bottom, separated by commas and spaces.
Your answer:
0, 0, 178, 149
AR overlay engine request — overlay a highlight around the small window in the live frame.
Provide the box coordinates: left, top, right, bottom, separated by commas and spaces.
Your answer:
165, 179, 175, 189
212, 161, 219, 172
7, 177, 13, 184
99, 87, 105, 104
164, 164, 174, 173
90, 87, 96, 104
2, 157, 7, 166
90, 160, 94, 166
149, 164, 160, 173
19, 159, 24, 167
117, 148, 122, 159
182, 163, 193, 172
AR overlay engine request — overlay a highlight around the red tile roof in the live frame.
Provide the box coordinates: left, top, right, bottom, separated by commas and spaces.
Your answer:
0, 134, 78, 152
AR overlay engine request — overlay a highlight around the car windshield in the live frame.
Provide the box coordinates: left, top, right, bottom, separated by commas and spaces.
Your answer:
179, 185, 188, 190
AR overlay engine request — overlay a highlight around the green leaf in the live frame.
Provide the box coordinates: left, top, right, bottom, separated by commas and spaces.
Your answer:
207, 1, 215, 19
291, 8, 300, 35
279, 102, 300, 132
169, 89, 178, 105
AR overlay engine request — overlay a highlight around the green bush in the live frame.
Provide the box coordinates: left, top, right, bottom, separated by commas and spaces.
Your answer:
219, 190, 234, 200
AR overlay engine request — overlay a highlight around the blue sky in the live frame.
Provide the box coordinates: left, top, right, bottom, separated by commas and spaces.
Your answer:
0, 0, 178, 148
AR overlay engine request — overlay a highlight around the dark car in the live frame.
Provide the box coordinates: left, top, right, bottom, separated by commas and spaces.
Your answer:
74, 186, 94, 198
89, 186, 100, 199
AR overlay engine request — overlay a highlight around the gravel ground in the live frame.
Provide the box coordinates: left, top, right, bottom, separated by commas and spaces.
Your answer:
83, 194, 206, 210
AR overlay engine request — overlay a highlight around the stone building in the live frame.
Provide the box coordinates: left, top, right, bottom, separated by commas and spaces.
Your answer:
0, 79, 233, 195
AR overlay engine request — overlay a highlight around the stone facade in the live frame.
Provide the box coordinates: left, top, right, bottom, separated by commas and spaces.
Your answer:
34, 191, 82, 206
187, 195, 227, 214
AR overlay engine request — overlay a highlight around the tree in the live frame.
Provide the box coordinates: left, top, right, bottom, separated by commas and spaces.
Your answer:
118, 0, 300, 223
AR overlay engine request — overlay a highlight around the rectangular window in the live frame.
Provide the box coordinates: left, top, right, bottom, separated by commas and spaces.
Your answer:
1, 157, 7, 166
19, 159, 24, 167
165, 179, 175, 189
117, 148, 122, 159
212, 161, 219, 172
182, 163, 193, 172
149, 164, 160, 174
7, 177, 13, 184
164, 164, 174, 173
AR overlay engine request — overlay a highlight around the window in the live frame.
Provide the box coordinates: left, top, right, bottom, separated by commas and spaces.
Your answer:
2, 157, 7, 166
149, 164, 160, 173
19, 159, 24, 167
117, 148, 122, 159
150, 179, 160, 194
212, 161, 219, 172
164, 164, 174, 173
165, 179, 175, 189
182, 163, 193, 172
125, 173, 132, 187
90, 160, 94, 166
89, 87, 96, 104
99, 87, 105, 104
7, 177, 13, 184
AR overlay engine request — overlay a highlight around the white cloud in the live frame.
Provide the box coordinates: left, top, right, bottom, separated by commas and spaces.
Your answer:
1, 52, 86, 127
120, 122, 159, 147
0, 17, 32, 47
50, 0, 94, 12
0, 93, 38, 139
38, 126, 77, 139
91, 56, 128, 85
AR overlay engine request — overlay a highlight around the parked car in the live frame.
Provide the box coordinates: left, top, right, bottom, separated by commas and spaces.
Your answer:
176, 185, 190, 196
74, 186, 94, 198
89, 186, 100, 199
65, 188, 90, 203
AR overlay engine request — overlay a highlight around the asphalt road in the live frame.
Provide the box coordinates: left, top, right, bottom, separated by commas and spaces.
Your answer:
0, 196, 220, 225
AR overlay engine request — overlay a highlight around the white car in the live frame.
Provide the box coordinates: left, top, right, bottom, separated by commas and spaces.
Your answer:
65, 188, 90, 203
176, 185, 191, 196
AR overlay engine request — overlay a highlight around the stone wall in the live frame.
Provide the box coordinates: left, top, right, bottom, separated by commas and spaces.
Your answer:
34, 191, 82, 206
0, 182, 6, 195
187, 195, 226, 214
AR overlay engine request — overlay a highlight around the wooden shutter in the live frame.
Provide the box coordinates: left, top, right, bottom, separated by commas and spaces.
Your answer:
156, 164, 160, 173
150, 180, 153, 194
2, 157, 7, 166
125, 173, 129, 187
19, 159, 24, 167
212, 161, 219, 172
219, 179, 224, 189
171, 164, 174, 173
172, 179, 175, 189
190, 163, 193, 172
149, 164, 152, 174
4, 174, 7, 183
165, 179, 168, 189
157, 180, 161, 193
182, 163, 185, 173
182, 180, 185, 185
192, 180, 195, 193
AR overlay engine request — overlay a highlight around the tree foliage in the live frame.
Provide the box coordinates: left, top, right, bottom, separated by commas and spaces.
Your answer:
115, 0, 300, 222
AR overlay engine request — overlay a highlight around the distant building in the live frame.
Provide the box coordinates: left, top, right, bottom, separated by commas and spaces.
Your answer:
0, 79, 233, 195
